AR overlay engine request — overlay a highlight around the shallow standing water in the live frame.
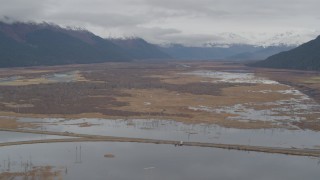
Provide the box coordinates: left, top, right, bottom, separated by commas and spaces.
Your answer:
17, 117, 320, 149
0, 131, 73, 143
0, 142, 319, 180
186, 70, 320, 123
1, 69, 320, 179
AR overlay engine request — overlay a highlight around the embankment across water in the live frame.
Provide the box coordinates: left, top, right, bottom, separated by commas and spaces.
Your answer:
0, 128, 320, 157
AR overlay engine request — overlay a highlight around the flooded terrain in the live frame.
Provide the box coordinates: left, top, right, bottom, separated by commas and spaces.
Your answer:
15, 117, 320, 149
186, 70, 320, 127
0, 71, 85, 86
1, 142, 320, 180
1, 62, 320, 179
0, 131, 74, 143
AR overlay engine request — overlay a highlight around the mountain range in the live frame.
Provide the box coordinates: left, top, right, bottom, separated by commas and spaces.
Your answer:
1, 21, 315, 68
160, 44, 294, 61
0, 22, 169, 67
250, 35, 320, 70
110, 38, 170, 60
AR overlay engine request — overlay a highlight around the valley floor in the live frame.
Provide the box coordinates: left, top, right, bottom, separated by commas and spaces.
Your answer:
1, 61, 320, 179
0, 61, 319, 130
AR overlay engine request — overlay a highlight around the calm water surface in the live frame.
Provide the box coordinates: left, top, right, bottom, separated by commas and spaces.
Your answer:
0, 131, 73, 143
18, 117, 320, 149
0, 142, 319, 180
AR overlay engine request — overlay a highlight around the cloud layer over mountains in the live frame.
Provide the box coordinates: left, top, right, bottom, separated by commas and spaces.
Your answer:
1, 0, 320, 46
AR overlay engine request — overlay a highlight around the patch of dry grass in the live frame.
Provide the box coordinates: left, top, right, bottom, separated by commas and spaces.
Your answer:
0, 61, 319, 130
0, 71, 87, 86
0, 166, 63, 180
0, 117, 39, 129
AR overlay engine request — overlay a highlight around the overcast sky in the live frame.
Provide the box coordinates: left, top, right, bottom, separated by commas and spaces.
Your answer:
1, 0, 320, 46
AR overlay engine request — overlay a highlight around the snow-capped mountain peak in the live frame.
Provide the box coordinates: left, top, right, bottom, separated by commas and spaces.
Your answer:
204, 30, 320, 47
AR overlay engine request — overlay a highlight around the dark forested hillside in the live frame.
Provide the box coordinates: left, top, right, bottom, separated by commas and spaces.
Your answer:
159, 44, 294, 61
250, 36, 320, 70
228, 45, 294, 60
0, 22, 169, 67
110, 38, 170, 59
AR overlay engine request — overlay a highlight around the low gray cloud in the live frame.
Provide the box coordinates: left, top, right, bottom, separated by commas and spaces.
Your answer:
0, 0, 319, 45
50, 12, 150, 28
117, 26, 182, 44
0, 0, 49, 21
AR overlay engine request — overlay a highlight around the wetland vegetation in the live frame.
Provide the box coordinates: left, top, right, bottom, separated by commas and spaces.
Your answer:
1, 61, 320, 179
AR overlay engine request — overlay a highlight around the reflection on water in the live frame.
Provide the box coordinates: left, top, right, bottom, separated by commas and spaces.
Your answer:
1, 69, 320, 179
17, 117, 320, 149
0, 142, 319, 180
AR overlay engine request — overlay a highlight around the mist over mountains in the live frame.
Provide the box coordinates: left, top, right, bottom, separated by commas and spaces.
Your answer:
110, 38, 170, 60
250, 35, 320, 70
160, 43, 294, 61
0, 21, 168, 67
0, 21, 307, 68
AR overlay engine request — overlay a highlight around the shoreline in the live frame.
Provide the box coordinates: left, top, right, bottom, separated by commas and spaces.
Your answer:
1, 128, 320, 158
